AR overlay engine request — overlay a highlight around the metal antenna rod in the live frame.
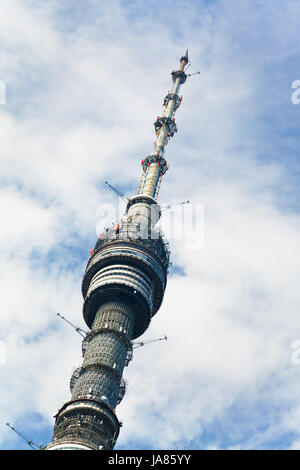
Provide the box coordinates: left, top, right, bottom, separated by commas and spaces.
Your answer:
161, 200, 190, 212
187, 71, 200, 77
132, 335, 168, 349
105, 181, 129, 202
6, 423, 44, 450
57, 313, 87, 338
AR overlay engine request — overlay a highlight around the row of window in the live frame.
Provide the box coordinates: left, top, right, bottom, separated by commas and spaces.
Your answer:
97, 264, 152, 287
92, 269, 152, 296
93, 247, 165, 285
57, 417, 113, 437
86, 340, 126, 358
90, 273, 153, 306
64, 400, 116, 421
93, 317, 133, 335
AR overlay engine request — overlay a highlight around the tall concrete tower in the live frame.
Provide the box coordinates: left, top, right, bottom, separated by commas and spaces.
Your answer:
46, 52, 190, 450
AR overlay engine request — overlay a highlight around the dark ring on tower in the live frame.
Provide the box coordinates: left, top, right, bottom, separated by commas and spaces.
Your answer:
82, 242, 168, 333
171, 70, 187, 84
88, 242, 168, 288
82, 242, 167, 299
83, 284, 151, 339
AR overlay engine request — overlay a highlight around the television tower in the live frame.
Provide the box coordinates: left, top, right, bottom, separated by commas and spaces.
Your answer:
46, 51, 190, 450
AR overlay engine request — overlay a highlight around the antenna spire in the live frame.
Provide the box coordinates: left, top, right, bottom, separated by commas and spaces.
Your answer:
137, 53, 190, 200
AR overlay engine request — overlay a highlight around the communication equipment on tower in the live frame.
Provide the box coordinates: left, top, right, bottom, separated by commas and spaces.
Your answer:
105, 181, 129, 203
6, 423, 45, 450
56, 313, 167, 359
132, 335, 168, 349
187, 71, 200, 77
161, 200, 190, 212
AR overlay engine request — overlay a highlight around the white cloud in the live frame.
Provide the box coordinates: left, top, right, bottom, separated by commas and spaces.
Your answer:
1, 0, 300, 450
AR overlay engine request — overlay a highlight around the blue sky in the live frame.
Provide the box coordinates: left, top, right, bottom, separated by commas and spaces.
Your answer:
1, 0, 300, 450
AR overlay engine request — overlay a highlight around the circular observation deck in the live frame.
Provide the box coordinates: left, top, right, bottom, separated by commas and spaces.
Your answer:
82, 225, 169, 338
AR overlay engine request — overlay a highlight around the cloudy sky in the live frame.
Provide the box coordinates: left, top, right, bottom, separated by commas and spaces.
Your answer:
1, 0, 300, 450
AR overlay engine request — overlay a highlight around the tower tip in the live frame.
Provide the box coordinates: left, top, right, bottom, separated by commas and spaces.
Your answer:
180, 49, 189, 65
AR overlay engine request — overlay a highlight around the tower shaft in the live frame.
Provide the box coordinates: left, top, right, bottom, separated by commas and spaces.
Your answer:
138, 52, 188, 199
47, 52, 189, 451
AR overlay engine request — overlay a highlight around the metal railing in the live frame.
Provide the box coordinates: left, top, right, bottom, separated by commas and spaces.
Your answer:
94, 222, 170, 269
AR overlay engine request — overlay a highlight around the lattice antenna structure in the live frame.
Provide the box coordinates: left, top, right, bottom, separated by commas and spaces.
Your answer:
160, 200, 190, 212
46, 52, 191, 451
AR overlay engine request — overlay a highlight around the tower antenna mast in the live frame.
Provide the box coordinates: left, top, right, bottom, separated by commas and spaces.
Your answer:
46, 51, 193, 451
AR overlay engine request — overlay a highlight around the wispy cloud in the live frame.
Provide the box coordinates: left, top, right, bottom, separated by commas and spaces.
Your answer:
1, 0, 300, 450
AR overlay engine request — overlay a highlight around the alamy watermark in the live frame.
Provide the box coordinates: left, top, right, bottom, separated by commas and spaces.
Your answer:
159, 202, 205, 250
0, 80, 6, 104
291, 80, 300, 104
95, 200, 205, 250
